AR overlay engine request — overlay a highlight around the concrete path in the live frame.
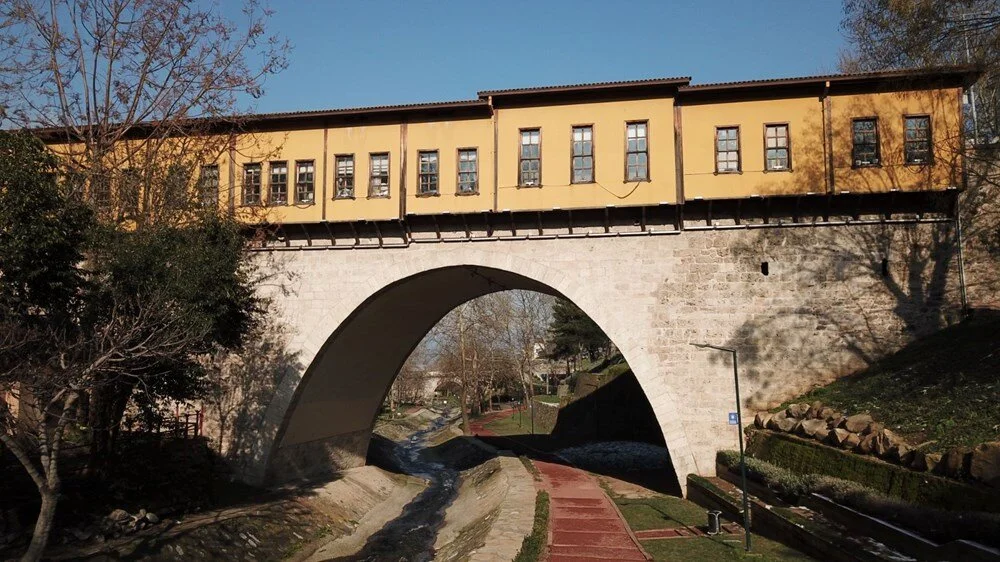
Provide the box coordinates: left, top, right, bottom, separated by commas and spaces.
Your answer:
535, 461, 649, 562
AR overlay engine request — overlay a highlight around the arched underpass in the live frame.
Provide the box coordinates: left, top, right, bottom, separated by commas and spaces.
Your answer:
261, 265, 684, 491
239, 222, 957, 499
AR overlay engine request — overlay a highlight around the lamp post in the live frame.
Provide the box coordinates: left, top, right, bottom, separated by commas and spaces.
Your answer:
691, 342, 751, 552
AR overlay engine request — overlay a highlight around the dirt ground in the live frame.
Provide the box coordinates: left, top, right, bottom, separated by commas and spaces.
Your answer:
3, 408, 534, 561
36, 466, 422, 561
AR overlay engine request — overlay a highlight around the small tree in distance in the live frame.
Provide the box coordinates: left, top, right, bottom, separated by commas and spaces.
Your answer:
544, 299, 612, 371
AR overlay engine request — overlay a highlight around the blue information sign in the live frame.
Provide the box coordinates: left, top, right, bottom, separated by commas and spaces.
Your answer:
728, 412, 739, 425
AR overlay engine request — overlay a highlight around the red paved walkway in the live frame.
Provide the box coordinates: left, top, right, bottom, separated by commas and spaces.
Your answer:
535, 461, 649, 561
467, 407, 517, 436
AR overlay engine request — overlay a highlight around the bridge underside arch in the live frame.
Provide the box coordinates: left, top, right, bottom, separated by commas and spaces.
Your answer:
266, 266, 565, 479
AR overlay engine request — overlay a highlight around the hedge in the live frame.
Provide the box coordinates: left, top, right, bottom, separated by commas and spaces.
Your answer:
718, 450, 1000, 547
746, 430, 999, 512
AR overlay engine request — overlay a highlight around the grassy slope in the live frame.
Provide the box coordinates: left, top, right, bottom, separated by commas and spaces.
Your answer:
482, 406, 556, 436
791, 314, 1000, 453
604, 488, 812, 561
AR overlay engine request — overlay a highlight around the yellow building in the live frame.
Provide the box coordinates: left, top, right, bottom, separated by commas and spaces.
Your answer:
46, 66, 977, 225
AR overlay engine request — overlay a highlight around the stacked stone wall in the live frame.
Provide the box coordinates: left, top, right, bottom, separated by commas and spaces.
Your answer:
245, 221, 962, 491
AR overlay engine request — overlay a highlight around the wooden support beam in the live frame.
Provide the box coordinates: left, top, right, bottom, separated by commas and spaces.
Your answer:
323, 221, 336, 246
299, 223, 312, 246
348, 221, 360, 246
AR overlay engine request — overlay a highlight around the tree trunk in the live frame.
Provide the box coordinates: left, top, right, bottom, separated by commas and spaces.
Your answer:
458, 307, 471, 434
21, 487, 57, 562
459, 380, 471, 435
87, 382, 130, 474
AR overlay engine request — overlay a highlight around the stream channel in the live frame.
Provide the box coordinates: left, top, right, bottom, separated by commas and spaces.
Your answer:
330, 413, 458, 562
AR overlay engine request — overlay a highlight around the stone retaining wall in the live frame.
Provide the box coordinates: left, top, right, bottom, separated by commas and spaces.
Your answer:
468, 454, 536, 562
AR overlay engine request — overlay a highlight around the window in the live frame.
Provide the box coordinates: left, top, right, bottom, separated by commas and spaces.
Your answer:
91, 173, 111, 209
369, 153, 390, 197
715, 126, 740, 173
164, 164, 190, 209
335, 155, 355, 198
268, 161, 288, 205
852, 118, 880, 167
199, 165, 219, 207
417, 150, 439, 195
904, 116, 931, 164
243, 163, 262, 205
571, 125, 594, 183
457, 148, 478, 194
626, 121, 648, 181
119, 168, 140, 215
764, 124, 790, 171
519, 128, 541, 186
295, 160, 315, 204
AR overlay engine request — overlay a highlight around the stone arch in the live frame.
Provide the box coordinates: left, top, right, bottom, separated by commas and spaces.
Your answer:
246, 249, 696, 491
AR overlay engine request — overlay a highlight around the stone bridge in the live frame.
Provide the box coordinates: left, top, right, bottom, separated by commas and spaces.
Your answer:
236, 199, 963, 494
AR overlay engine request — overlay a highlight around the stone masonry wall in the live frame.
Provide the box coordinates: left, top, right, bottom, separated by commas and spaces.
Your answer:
246, 221, 962, 492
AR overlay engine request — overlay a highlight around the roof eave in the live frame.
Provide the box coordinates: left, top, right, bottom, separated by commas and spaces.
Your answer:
477, 77, 692, 99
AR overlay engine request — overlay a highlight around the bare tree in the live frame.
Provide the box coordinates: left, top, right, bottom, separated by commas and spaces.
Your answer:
201, 315, 296, 459
842, 0, 1000, 306
418, 291, 552, 433
0, 297, 204, 561
0, 0, 289, 226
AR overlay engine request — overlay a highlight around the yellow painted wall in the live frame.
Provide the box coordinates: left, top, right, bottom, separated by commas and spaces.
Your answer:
231, 129, 324, 223
325, 124, 401, 223
405, 118, 495, 215
681, 97, 826, 199
495, 99, 677, 211
41, 84, 965, 224
830, 88, 962, 192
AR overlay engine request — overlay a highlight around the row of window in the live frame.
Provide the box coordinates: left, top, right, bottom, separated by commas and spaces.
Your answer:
199, 115, 933, 206
227, 149, 481, 206
713, 116, 933, 174
517, 122, 650, 186
224, 122, 650, 206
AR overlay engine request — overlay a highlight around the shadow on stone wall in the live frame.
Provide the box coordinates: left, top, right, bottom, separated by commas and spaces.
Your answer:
711, 92, 995, 409
551, 370, 666, 447
200, 317, 303, 477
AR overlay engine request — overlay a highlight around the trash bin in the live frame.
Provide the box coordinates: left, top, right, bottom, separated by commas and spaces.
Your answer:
707, 510, 723, 535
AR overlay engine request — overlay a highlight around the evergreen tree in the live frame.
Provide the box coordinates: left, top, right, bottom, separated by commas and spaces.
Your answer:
545, 299, 610, 362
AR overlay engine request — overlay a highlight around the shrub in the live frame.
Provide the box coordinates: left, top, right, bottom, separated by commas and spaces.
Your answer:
717, 450, 810, 501
718, 451, 1000, 547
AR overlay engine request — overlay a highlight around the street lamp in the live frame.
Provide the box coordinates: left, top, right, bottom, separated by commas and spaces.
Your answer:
691, 342, 751, 552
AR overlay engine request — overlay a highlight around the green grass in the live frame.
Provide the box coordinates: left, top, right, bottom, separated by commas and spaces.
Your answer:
787, 316, 1000, 453
535, 394, 561, 404
519, 455, 541, 481
513, 491, 549, 562
482, 409, 554, 436
641, 534, 813, 562
606, 489, 813, 561
613, 495, 707, 530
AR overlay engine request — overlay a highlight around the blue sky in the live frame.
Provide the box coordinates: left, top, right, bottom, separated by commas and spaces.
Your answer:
251, 0, 848, 114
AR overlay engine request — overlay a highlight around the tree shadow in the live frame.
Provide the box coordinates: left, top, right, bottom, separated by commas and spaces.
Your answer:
714, 89, 980, 409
